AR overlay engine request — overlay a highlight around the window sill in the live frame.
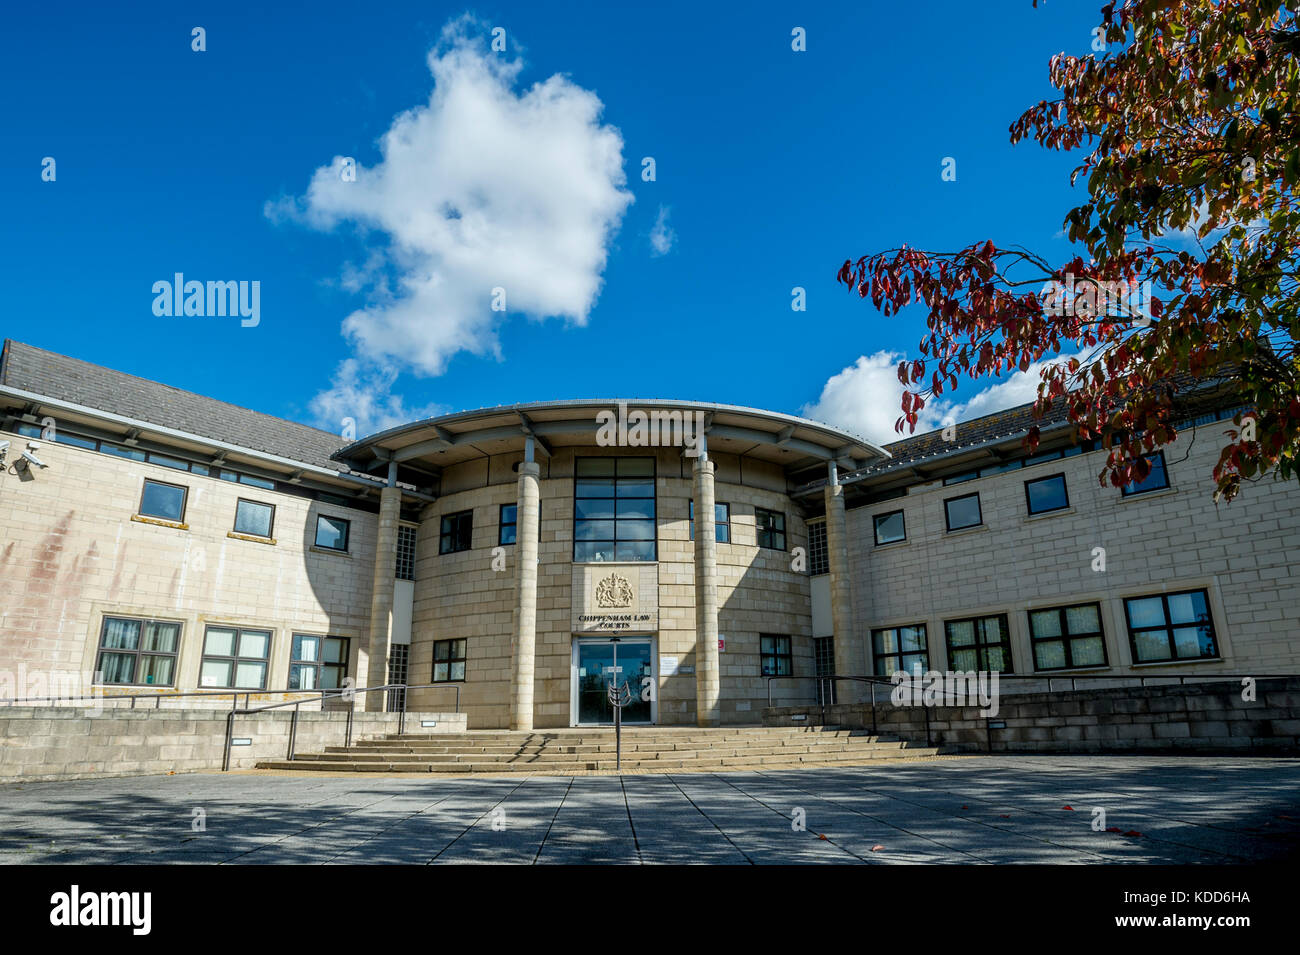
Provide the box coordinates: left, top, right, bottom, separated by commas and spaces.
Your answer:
944, 523, 987, 537
1031, 666, 1112, 676
1118, 486, 1176, 503
1128, 657, 1224, 669
873, 537, 909, 550
131, 514, 188, 530
228, 531, 276, 545
309, 545, 351, 558
1024, 506, 1074, 523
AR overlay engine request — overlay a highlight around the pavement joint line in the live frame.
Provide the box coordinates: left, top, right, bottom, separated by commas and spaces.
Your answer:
320, 785, 471, 865
664, 773, 755, 865
619, 775, 642, 865
427, 778, 531, 864
710, 772, 872, 864
532, 775, 575, 866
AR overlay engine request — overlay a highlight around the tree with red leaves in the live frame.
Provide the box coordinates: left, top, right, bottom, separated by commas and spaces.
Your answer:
838, 0, 1300, 501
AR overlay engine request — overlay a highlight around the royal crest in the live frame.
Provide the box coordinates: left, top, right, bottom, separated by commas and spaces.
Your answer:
595, 573, 634, 608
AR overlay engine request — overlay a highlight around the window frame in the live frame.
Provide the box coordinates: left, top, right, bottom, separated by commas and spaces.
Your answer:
760, 634, 793, 677
1024, 473, 1070, 516
94, 615, 182, 687
199, 625, 273, 690
807, 519, 828, 575
288, 633, 350, 691
943, 614, 1014, 673
498, 503, 518, 546
755, 506, 787, 550
572, 457, 658, 562
1027, 602, 1110, 672
1123, 589, 1220, 664
314, 514, 351, 552
943, 492, 983, 532
439, 509, 474, 555
688, 500, 731, 544
395, 525, 417, 580
138, 478, 188, 523
1120, 451, 1171, 496
432, 638, 467, 683
873, 509, 907, 545
871, 624, 930, 676
233, 497, 276, 538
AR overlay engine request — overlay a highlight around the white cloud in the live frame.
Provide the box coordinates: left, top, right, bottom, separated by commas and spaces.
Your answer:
309, 359, 446, 439
649, 205, 675, 256
802, 350, 1077, 446
271, 15, 633, 436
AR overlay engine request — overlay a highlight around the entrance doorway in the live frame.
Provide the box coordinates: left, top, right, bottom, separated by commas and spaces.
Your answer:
571, 637, 656, 725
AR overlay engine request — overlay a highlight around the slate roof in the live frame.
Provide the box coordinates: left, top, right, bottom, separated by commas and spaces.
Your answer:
0, 339, 348, 472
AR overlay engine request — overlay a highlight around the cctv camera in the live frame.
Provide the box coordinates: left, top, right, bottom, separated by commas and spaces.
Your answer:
19, 450, 47, 470
26, 441, 40, 452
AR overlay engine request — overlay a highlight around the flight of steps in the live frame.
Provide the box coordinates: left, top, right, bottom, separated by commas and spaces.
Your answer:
255, 726, 942, 774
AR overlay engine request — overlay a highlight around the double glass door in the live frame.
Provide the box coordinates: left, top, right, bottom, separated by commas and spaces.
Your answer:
574, 638, 654, 724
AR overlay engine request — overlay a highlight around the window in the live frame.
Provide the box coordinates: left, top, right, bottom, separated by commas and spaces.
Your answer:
200, 625, 272, 689
289, 634, 349, 690
1024, 474, 1069, 515
315, 515, 350, 552
440, 510, 474, 554
386, 644, 410, 712
813, 635, 836, 704
873, 625, 928, 676
233, 499, 275, 537
1124, 589, 1219, 663
95, 616, 180, 686
1028, 603, 1108, 671
433, 639, 467, 682
574, 457, 656, 562
944, 492, 982, 531
874, 509, 906, 545
755, 507, 786, 550
139, 479, 187, 522
807, 520, 828, 575
1121, 452, 1170, 496
760, 635, 793, 676
944, 614, 1013, 672
498, 504, 518, 545
396, 525, 417, 580
688, 500, 731, 543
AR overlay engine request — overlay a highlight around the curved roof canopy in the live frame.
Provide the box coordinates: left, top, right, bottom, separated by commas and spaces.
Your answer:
333, 399, 889, 491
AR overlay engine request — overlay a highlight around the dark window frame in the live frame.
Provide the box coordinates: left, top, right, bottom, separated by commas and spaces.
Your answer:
1120, 451, 1171, 496
755, 507, 787, 550
498, 503, 518, 546
760, 634, 793, 677
432, 638, 467, 683
873, 509, 907, 545
200, 625, 273, 690
1027, 602, 1110, 672
233, 497, 276, 538
572, 457, 658, 562
943, 492, 982, 532
943, 614, 1014, 673
688, 500, 731, 543
395, 525, 417, 580
288, 633, 350, 691
1024, 473, 1070, 515
871, 624, 930, 676
440, 509, 474, 554
314, 514, 351, 552
1123, 589, 1220, 664
807, 520, 829, 575
138, 478, 188, 523
94, 615, 182, 687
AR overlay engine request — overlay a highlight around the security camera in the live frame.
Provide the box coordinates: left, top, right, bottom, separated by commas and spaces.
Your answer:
18, 442, 47, 470
0, 440, 9, 463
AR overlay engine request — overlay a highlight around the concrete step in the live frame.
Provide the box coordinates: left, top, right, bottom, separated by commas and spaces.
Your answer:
332, 735, 897, 755
304, 740, 914, 763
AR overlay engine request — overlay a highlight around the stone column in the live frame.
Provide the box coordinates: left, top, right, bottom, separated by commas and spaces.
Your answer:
364, 484, 402, 712
509, 460, 541, 731
693, 456, 720, 726
824, 468, 860, 688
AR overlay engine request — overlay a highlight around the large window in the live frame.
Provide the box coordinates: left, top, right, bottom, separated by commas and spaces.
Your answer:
233, 499, 275, 537
574, 458, 656, 562
1028, 603, 1108, 671
872, 625, 928, 676
440, 510, 474, 554
139, 479, 187, 522
760, 635, 793, 676
289, 634, 349, 690
95, 616, 180, 686
689, 500, 731, 543
873, 509, 906, 545
755, 507, 786, 550
807, 520, 828, 575
1024, 474, 1069, 515
944, 493, 982, 531
1124, 589, 1219, 663
433, 639, 467, 682
944, 614, 1013, 672
395, 525, 417, 580
200, 625, 272, 689
1121, 452, 1170, 496
315, 515, 350, 552
498, 504, 518, 546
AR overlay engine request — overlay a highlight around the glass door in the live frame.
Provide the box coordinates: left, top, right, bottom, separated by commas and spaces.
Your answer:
573, 638, 655, 724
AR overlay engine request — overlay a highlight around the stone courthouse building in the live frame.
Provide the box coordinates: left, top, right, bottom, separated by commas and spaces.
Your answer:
1, 339, 1297, 730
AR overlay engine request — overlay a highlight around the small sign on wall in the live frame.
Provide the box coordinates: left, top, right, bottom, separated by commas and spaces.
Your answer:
660, 656, 679, 676
718, 635, 726, 652
231, 738, 253, 746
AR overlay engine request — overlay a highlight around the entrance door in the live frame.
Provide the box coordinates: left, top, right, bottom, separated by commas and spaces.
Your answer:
573, 638, 655, 725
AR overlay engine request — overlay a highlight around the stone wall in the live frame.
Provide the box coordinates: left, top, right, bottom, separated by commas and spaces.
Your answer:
763, 677, 1300, 754
0, 707, 466, 781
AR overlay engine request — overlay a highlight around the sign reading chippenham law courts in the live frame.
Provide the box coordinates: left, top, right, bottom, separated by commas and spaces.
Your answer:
572, 565, 659, 632
576, 612, 654, 632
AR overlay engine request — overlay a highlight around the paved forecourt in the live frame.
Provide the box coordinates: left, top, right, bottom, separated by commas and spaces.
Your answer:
2, 756, 1298, 865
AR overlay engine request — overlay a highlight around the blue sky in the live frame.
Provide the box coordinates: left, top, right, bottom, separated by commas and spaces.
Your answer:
1, 0, 1108, 444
